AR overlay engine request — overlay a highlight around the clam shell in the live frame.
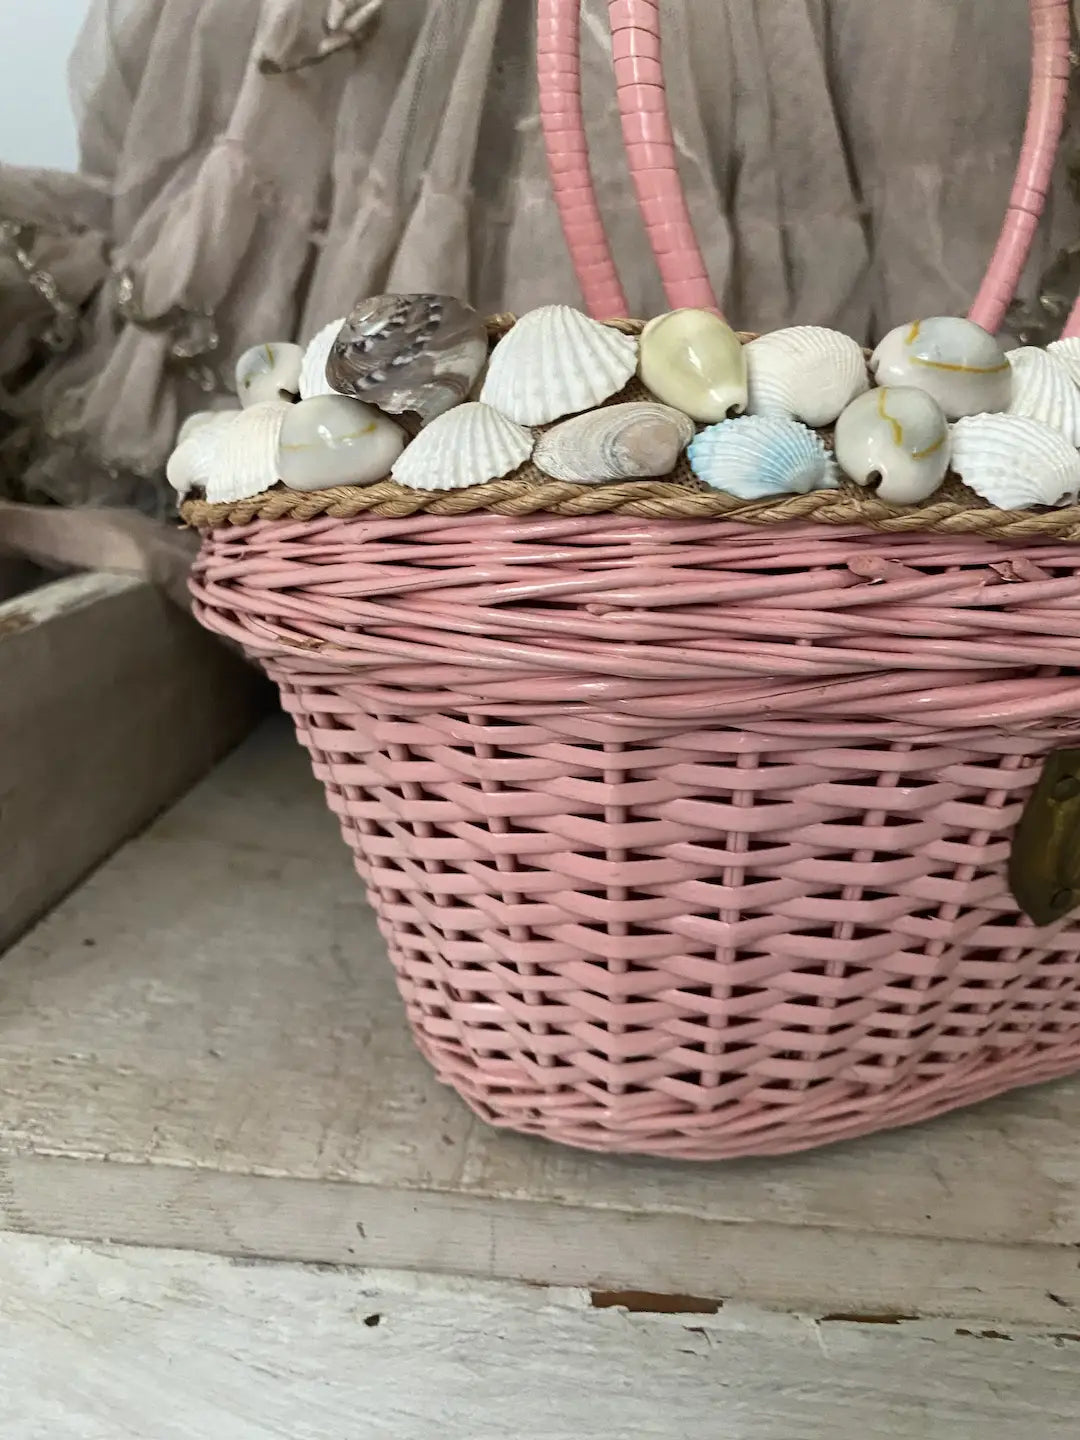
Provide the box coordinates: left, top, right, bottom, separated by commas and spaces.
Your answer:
1007, 346, 1080, 444
391, 402, 533, 491
480, 305, 638, 426
533, 402, 694, 483
833, 387, 950, 504
637, 309, 747, 422
1047, 337, 1080, 388
234, 342, 303, 407
278, 396, 406, 491
951, 413, 1080, 510
327, 293, 487, 424
688, 415, 840, 499
299, 317, 346, 400
205, 402, 290, 503
871, 317, 1011, 419
745, 326, 868, 427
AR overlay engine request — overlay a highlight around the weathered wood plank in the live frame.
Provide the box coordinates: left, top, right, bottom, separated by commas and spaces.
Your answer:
3, 718, 1080, 1325
0, 572, 267, 948
3, 1151, 1079, 1328
0, 1233, 1076, 1440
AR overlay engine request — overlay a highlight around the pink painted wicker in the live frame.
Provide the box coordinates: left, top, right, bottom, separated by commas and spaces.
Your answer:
187, 0, 1080, 1158
191, 517, 1080, 1159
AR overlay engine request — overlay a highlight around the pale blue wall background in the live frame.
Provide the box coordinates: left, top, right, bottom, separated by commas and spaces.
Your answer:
0, 0, 87, 168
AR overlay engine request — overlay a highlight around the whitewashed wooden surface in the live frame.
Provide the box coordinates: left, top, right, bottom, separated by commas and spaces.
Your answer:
4, 716, 1080, 1435
0, 571, 264, 947
1, 1232, 1076, 1440
3, 718, 1080, 1330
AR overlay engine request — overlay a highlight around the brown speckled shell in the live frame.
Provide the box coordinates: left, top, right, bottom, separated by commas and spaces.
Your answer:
327, 294, 488, 425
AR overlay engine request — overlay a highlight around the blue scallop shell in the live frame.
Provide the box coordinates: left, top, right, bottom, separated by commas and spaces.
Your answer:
687, 415, 840, 500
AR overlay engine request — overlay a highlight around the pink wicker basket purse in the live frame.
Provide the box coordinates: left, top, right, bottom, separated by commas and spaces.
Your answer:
185, 0, 1080, 1160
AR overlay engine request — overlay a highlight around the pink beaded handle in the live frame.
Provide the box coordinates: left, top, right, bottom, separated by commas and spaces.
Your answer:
969, 0, 1072, 334
607, 0, 715, 312
539, 0, 1073, 332
537, 0, 630, 318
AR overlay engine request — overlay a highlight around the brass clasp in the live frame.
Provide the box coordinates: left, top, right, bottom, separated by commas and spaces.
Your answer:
1009, 749, 1080, 926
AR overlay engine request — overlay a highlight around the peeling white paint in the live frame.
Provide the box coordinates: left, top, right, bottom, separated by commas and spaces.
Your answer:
0, 1235, 1077, 1440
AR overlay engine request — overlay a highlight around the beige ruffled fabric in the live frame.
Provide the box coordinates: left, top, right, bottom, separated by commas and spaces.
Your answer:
0, 0, 1077, 540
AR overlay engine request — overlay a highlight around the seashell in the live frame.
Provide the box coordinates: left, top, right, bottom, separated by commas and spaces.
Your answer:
479, 304, 638, 426
167, 417, 233, 497
687, 415, 840, 500
1006, 346, 1080, 445
205, 401, 291, 503
210, 402, 294, 504
391, 401, 533, 491
833, 387, 950, 503
277, 395, 406, 491
1047, 336, 1080, 388
745, 326, 868, 427
167, 403, 290, 502
950, 413, 1080, 510
327, 293, 487, 424
871, 317, 1011, 419
234, 342, 303, 407
637, 309, 747, 422
299, 317, 347, 400
533, 402, 694, 482
175, 407, 238, 446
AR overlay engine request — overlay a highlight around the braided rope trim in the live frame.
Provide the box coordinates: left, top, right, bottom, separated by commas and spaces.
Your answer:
178, 477, 1080, 538
179, 314, 1080, 541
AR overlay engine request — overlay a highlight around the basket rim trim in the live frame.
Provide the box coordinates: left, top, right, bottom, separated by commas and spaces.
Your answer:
180, 315, 1080, 539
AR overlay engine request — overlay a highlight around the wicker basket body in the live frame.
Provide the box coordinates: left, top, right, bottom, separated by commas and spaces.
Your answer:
192, 509, 1080, 1158
183, 0, 1080, 1159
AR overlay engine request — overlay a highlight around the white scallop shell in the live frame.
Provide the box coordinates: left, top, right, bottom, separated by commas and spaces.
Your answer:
833, 387, 950, 503
175, 407, 239, 446
637, 309, 747, 421
234, 341, 303, 406
479, 305, 638, 426
278, 395, 406, 491
206, 402, 290, 503
687, 415, 840, 500
1007, 346, 1080, 445
745, 326, 869, 427
299, 317, 346, 400
871, 317, 1011, 419
167, 410, 249, 496
166, 417, 232, 497
950, 413, 1080, 510
533, 402, 694, 482
391, 402, 533, 491
1047, 336, 1080, 387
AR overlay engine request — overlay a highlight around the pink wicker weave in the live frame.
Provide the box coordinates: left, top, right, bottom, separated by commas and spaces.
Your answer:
192, 517, 1080, 1159
189, 0, 1080, 1159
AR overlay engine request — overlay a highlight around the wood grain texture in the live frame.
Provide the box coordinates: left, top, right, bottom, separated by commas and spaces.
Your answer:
0, 1233, 1077, 1440
0, 572, 268, 949
3, 719, 1080, 1324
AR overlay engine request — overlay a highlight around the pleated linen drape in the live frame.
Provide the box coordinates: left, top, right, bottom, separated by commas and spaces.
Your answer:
0, 0, 1076, 520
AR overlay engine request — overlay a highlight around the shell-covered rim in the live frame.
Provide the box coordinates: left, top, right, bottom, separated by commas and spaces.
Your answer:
178, 317, 1080, 541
